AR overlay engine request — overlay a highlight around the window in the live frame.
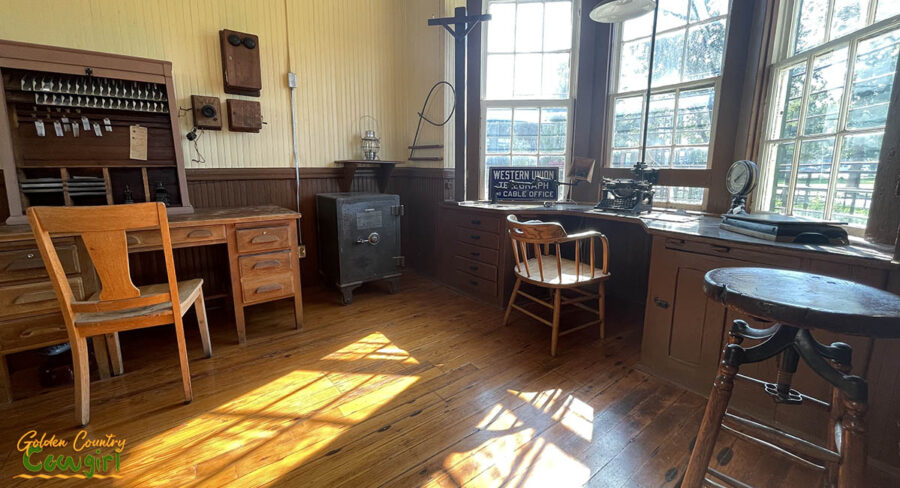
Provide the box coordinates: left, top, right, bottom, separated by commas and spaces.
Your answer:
481, 0, 578, 198
608, 0, 732, 207
759, 0, 900, 228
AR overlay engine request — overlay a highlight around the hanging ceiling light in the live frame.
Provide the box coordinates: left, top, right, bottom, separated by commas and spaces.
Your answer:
589, 0, 656, 23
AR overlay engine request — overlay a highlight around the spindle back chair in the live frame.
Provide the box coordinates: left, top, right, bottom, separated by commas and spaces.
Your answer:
504, 215, 611, 356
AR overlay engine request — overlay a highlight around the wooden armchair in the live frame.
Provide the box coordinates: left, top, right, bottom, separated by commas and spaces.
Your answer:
504, 215, 611, 356
27, 203, 211, 425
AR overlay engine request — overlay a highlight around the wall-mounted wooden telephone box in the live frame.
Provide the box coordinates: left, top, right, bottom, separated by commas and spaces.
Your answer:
219, 29, 261, 97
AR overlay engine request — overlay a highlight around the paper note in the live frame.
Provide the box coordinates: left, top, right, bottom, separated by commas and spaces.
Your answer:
129, 125, 148, 161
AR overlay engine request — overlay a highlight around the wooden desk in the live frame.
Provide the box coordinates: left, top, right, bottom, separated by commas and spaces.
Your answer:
0, 206, 303, 401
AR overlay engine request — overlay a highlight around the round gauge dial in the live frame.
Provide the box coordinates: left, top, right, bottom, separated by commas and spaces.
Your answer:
725, 160, 759, 196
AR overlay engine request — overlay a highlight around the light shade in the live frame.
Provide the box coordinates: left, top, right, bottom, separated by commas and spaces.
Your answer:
589, 0, 656, 23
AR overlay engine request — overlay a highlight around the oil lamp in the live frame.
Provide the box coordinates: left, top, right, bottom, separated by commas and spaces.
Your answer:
359, 115, 381, 160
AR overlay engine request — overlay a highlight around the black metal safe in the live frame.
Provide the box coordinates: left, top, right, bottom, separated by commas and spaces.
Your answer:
316, 193, 404, 304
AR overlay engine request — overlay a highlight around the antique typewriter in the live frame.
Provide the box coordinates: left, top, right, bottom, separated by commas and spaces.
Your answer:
594, 164, 658, 214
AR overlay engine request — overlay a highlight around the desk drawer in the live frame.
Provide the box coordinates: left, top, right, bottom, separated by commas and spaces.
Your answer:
453, 255, 497, 282
0, 245, 79, 283
128, 225, 226, 250
241, 272, 294, 304
239, 251, 292, 280
448, 211, 502, 234
450, 269, 497, 298
236, 225, 291, 254
456, 227, 500, 250
0, 277, 83, 318
451, 241, 500, 266
0, 313, 68, 352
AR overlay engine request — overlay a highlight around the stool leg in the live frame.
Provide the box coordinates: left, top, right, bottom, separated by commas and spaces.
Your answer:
550, 289, 561, 356
683, 361, 739, 487
825, 360, 851, 487
837, 395, 867, 487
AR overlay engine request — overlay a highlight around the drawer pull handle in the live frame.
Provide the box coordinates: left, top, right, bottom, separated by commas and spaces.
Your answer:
470, 234, 480, 240
469, 265, 478, 271
14, 290, 57, 305
26, 253, 35, 259
251, 234, 281, 244
470, 251, 480, 257
187, 229, 213, 238
471, 220, 481, 225
653, 297, 669, 309
255, 283, 284, 294
252, 260, 282, 270
127, 235, 142, 245
468, 280, 478, 286
711, 245, 730, 253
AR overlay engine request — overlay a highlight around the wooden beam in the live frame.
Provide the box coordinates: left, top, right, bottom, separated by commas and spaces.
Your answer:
865, 48, 900, 245
466, 0, 483, 201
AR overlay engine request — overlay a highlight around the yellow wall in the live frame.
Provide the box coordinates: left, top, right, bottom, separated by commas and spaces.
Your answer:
0, 0, 449, 168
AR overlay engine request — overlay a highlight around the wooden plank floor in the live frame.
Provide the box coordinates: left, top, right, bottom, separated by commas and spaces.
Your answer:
1, 272, 896, 487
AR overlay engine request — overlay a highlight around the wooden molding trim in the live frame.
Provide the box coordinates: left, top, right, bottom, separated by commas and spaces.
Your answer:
186, 166, 454, 182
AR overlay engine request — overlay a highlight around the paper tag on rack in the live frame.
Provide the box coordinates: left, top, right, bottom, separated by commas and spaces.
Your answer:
81, 116, 90, 131
129, 125, 148, 161
61, 117, 70, 132
103, 117, 112, 132
71, 123, 80, 138
34, 120, 45, 137
53, 120, 63, 137
93, 122, 103, 137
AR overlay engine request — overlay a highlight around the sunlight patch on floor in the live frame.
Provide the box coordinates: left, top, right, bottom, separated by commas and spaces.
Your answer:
112, 333, 419, 487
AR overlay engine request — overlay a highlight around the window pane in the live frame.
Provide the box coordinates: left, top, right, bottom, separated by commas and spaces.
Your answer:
803, 47, 848, 136
540, 107, 567, 153
689, 0, 729, 22
611, 149, 640, 168
515, 3, 543, 52
486, 155, 511, 168
512, 155, 538, 166
830, 0, 869, 39
486, 108, 512, 154
794, 0, 829, 54
539, 155, 566, 171
684, 19, 727, 81
487, 3, 515, 53
646, 147, 672, 167
543, 1, 572, 51
834, 132, 881, 226
847, 28, 900, 130
512, 108, 539, 153
647, 93, 676, 146
658, 0, 689, 31
771, 63, 807, 139
767, 142, 796, 213
655, 186, 705, 205
793, 137, 836, 219
541, 52, 570, 98
622, 11, 653, 41
676, 87, 715, 145
486, 54, 514, 99
619, 38, 650, 92
673, 146, 709, 168
876, 0, 900, 21
652, 29, 686, 87
612, 96, 644, 148
514, 53, 542, 97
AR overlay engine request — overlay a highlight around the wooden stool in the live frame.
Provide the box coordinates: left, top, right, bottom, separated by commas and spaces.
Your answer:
683, 267, 900, 487
504, 215, 611, 356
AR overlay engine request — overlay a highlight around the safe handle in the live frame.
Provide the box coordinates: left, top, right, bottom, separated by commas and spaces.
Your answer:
356, 232, 381, 246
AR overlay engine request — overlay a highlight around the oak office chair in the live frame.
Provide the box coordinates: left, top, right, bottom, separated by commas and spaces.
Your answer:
504, 215, 611, 356
28, 203, 211, 425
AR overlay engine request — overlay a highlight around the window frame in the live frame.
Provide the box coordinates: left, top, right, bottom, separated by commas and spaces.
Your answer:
755, 0, 900, 231
479, 0, 582, 200
604, 1, 734, 210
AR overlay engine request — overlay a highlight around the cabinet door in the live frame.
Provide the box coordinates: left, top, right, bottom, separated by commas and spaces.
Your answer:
641, 238, 741, 394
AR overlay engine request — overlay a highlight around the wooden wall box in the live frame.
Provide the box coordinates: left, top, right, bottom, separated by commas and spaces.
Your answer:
227, 99, 262, 132
219, 29, 261, 97
0, 39, 192, 225
191, 95, 222, 130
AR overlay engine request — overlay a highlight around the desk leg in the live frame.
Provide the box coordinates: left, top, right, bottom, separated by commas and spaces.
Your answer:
105, 333, 123, 375
226, 224, 247, 344
289, 219, 304, 330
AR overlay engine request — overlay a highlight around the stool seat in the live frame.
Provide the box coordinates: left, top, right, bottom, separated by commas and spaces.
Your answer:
704, 267, 900, 339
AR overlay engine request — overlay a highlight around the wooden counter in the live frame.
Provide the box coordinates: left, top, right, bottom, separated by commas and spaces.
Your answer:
438, 201, 900, 470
